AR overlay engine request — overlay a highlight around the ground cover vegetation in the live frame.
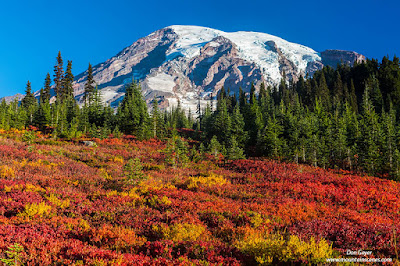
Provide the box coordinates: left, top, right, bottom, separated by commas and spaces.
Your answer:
0, 128, 399, 264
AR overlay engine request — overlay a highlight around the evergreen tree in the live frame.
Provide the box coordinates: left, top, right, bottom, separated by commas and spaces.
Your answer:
83, 63, 95, 105
53, 51, 64, 101
332, 71, 343, 106
151, 98, 164, 138
358, 86, 382, 174
213, 98, 231, 144
226, 136, 245, 160
316, 73, 331, 110
117, 81, 150, 139
208, 135, 222, 160
230, 104, 247, 147
43, 73, 52, 103
63, 60, 74, 99
21, 81, 37, 124
21, 81, 36, 109
259, 114, 283, 158
349, 79, 358, 113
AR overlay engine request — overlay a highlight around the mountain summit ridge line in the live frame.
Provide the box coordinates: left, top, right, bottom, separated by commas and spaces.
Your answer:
4, 25, 366, 110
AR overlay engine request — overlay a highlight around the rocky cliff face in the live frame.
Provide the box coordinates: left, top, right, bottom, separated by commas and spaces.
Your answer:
7, 26, 364, 110
321, 49, 366, 68
1, 93, 24, 104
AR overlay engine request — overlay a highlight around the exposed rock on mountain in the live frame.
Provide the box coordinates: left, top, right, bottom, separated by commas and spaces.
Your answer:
4, 26, 365, 110
1, 93, 24, 103
321, 49, 366, 68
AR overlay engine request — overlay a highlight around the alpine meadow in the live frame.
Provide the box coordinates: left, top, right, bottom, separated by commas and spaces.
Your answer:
0, 16, 399, 265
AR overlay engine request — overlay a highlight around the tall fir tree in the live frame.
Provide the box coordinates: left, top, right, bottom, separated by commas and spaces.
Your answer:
53, 51, 64, 102
63, 60, 74, 99
21, 81, 37, 125
43, 73, 52, 103
83, 63, 95, 105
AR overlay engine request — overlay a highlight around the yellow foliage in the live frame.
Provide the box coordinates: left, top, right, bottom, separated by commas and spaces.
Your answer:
25, 183, 46, 193
4, 183, 45, 193
153, 223, 207, 242
18, 202, 52, 218
147, 195, 172, 207
247, 211, 264, 228
0, 165, 15, 179
77, 219, 91, 231
66, 179, 79, 186
100, 168, 113, 180
235, 228, 333, 265
111, 156, 124, 164
27, 159, 61, 169
106, 190, 119, 197
132, 180, 176, 195
47, 194, 70, 209
13, 159, 27, 168
185, 173, 229, 189
120, 189, 141, 200
51, 216, 91, 231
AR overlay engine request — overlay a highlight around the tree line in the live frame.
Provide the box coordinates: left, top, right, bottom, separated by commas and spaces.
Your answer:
1, 53, 400, 179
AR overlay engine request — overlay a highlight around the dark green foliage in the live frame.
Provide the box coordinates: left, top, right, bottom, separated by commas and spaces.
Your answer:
227, 136, 245, 160
117, 81, 151, 139
54, 51, 64, 101
124, 158, 146, 184
63, 60, 74, 99
83, 63, 95, 105
21, 81, 37, 124
164, 133, 189, 167
42, 73, 52, 103
21, 81, 36, 109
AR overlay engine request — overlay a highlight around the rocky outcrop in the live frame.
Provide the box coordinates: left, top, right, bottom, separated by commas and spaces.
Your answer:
321, 50, 366, 68
0, 93, 24, 103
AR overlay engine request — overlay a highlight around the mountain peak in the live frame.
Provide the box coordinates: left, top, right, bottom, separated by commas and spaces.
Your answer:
14, 25, 364, 111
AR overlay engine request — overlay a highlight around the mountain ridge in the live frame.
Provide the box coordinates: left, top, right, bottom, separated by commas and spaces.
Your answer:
2, 25, 365, 110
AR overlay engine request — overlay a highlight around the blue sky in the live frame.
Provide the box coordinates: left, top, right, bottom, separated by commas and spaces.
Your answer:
0, 0, 398, 97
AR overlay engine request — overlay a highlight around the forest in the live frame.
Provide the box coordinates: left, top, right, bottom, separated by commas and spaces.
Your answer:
2, 53, 400, 179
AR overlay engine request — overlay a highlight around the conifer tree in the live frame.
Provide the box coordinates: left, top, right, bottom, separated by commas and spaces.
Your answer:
21, 81, 36, 109
332, 71, 343, 106
21, 81, 37, 124
208, 135, 222, 160
259, 115, 284, 158
117, 81, 150, 139
43, 73, 52, 103
53, 51, 64, 102
349, 79, 358, 113
63, 60, 74, 99
151, 98, 163, 138
213, 98, 231, 144
317, 73, 331, 110
84, 63, 95, 105
230, 104, 247, 147
227, 136, 245, 160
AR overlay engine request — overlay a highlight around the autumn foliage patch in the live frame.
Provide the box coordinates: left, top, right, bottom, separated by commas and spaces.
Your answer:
0, 130, 399, 264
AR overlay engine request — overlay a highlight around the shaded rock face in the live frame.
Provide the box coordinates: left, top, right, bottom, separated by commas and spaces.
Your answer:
64, 26, 365, 111
0, 93, 24, 103
321, 49, 366, 68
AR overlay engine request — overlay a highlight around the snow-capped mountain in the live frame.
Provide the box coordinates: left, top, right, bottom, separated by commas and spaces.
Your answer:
57, 26, 365, 110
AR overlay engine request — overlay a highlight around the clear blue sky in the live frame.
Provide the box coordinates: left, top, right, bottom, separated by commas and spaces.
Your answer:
0, 0, 398, 97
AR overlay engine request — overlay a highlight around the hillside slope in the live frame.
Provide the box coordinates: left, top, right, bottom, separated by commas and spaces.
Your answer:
0, 129, 397, 264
